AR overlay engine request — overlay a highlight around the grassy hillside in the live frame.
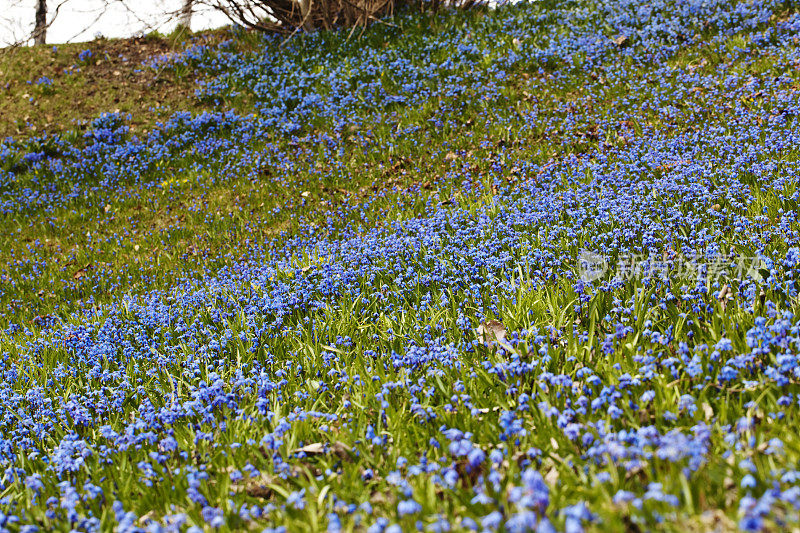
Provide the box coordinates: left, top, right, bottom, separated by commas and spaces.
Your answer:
2, 0, 800, 531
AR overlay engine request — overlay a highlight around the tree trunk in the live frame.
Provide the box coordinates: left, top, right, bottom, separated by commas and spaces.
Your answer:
180, 0, 193, 29
33, 0, 47, 45
299, 0, 314, 31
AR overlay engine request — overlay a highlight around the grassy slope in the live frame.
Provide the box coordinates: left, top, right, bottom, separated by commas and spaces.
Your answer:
1, 1, 800, 531
0, 30, 206, 138
0, 10, 568, 326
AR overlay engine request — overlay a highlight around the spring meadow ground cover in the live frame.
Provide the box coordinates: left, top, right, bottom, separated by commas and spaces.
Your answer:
2, 0, 800, 530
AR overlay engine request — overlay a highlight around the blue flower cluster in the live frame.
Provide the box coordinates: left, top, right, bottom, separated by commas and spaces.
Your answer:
2, 0, 800, 530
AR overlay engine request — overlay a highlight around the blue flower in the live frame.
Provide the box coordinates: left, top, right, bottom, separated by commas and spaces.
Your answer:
398, 499, 422, 516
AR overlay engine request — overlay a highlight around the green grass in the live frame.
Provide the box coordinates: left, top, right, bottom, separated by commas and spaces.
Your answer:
2, 0, 800, 531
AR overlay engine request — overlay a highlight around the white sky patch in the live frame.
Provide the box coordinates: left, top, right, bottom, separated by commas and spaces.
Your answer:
1, 0, 230, 46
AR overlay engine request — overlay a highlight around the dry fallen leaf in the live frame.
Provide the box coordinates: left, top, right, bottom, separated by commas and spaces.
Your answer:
476, 320, 519, 356
717, 284, 732, 311
293, 441, 353, 462
231, 473, 275, 498
296, 442, 325, 455
476, 320, 507, 344
370, 491, 391, 504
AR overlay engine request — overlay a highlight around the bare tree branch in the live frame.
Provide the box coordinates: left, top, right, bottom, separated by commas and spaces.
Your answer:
197, 0, 474, 36
180, 0, 193, 28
